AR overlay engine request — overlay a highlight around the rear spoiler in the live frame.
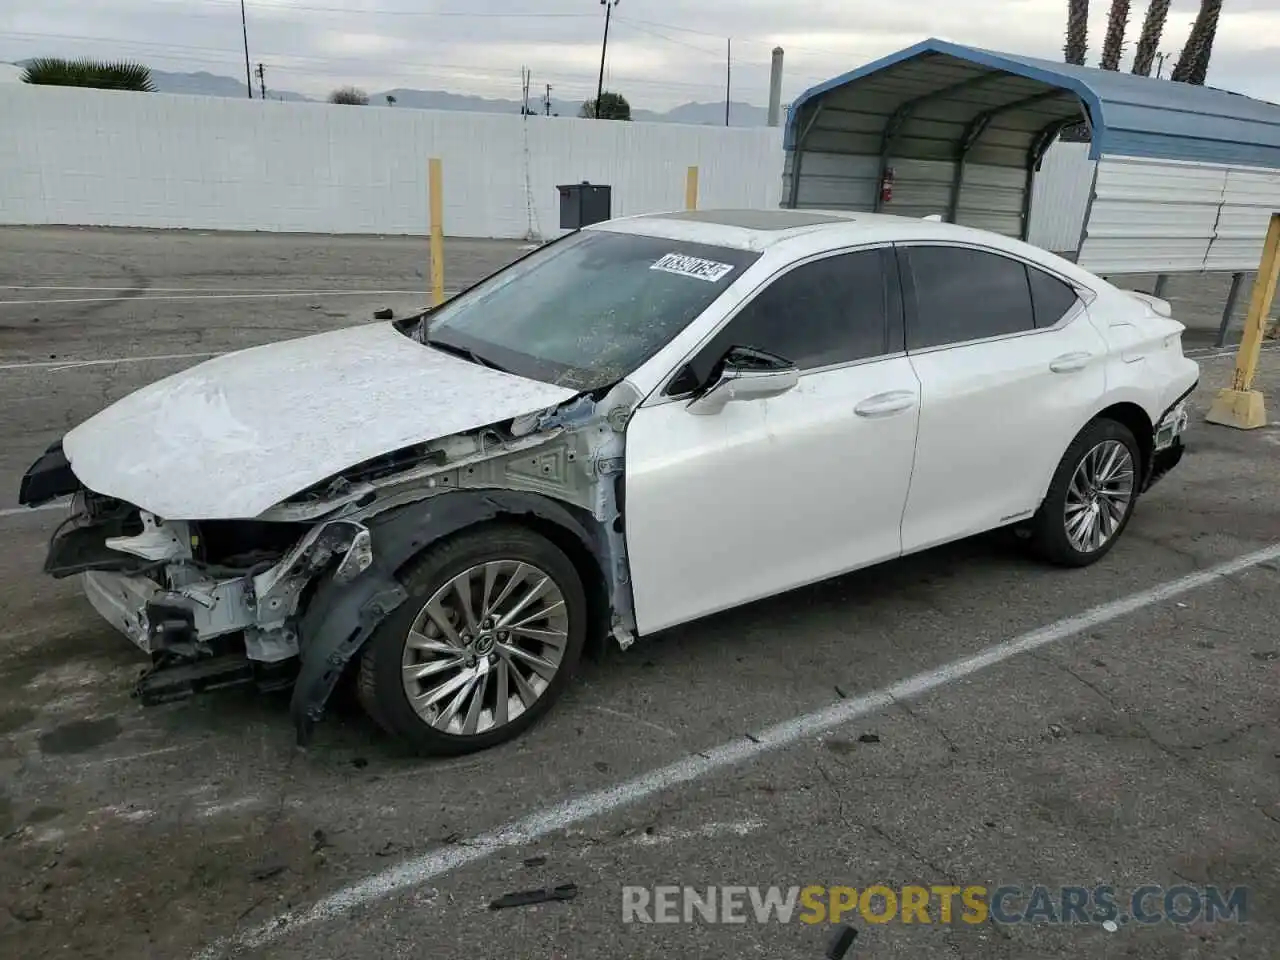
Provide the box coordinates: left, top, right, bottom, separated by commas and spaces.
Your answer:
1127, 290, 1173, 318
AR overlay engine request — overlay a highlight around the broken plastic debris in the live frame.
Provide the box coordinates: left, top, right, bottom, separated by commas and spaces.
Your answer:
825, 924, 858, 958
488, 883, 578, 910
373, 307, 394, 320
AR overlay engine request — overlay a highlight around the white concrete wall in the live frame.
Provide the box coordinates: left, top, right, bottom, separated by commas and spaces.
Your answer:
0, 85, 785, 240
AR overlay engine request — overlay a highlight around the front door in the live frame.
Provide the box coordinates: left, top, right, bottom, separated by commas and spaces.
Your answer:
622, 247, 922, 636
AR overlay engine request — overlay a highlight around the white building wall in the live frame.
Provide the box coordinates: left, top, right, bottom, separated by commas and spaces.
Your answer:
0, 85, 785, 240
6, 85, 1278, 276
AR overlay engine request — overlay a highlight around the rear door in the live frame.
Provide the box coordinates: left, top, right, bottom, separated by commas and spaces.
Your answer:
897, 243, 1108, 553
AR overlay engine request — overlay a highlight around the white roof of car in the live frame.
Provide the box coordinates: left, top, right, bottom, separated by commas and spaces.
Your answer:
590, 208, 1096, 287
590, 208, 1023, 253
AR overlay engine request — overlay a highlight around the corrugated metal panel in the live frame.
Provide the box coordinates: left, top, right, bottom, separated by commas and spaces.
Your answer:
1027, 141, 1095, 253
879, 158, 955, 220
789, 152, 878, 210
1204, 167, 1280, 271
1077, 157, 1225, 273
787, 40, 1280, 170
954, 164, 1028, 237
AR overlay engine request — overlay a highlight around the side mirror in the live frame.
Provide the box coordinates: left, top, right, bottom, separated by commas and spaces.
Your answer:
686, 346, 799, 416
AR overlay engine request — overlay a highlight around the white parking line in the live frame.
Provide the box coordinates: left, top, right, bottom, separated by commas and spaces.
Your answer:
0, 351, 224, 372
1, 286, 413, 293
1186, 340, 1280, 360
0, 501, 68, 518
0, 290, 425, 306
193, 540, 1280, 959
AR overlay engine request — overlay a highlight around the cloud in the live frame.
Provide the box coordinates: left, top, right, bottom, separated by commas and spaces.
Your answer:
1, 0, 1277, 109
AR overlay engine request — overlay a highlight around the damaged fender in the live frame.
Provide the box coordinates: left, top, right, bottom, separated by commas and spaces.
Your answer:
289, 488, 607, 744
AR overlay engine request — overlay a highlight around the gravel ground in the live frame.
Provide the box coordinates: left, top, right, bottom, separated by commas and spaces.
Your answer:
1, 226, 1277, 960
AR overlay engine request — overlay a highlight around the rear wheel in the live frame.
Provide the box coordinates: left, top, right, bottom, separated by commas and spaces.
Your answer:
358, 524, 587, 755
1030, 418, 1140, 567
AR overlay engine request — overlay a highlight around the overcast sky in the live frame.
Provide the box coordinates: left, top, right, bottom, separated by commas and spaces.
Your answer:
3, 0, 1279, 109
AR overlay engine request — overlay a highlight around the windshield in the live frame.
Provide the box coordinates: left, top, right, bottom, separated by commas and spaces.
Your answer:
419, 230, 760, 390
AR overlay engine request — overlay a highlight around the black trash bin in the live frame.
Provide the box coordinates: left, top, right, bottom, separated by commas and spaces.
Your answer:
558, 181, 612, 230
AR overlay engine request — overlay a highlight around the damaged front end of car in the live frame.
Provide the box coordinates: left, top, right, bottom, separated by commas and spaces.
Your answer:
21, 378, 644, 745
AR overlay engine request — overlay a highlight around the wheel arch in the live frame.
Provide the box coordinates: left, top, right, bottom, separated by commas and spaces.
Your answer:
290, 489, 611, 745
1092, 400, 1154, 482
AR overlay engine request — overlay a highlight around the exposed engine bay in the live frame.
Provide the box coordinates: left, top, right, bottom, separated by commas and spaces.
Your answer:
28, 365, 644, 739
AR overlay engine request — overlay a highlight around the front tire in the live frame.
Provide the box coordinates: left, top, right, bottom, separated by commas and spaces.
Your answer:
358, 524, 587, 755
1030, 418, 1141, 567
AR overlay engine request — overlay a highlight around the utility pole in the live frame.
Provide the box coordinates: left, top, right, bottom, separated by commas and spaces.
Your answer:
596, 0, 620, 118
725, 38, 732, 126
521, 66, 531, 115
544, 83, 553, 117
240, 0, 252, 98
255, 62, 266, 100
1155, 51, 1170, 78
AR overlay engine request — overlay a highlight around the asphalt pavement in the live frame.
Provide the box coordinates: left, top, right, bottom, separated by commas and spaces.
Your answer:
1, 226, 1278, 960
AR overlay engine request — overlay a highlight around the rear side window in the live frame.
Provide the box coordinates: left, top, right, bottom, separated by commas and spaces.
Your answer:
1028, 265, 1079, 328
904, 246, 1035, 350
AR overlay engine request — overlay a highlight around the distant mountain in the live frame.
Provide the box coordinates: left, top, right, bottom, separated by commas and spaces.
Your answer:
656, 100, 771, 127
376, 87, 769, 126
7, 61, 775, 125
150, 68, 312, 101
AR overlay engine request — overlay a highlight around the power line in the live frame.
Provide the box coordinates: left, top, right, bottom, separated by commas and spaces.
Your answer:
231, 0, 596, 17
612, 17, 722, 58
0, 28, 745, 98
609, 13, 857, 58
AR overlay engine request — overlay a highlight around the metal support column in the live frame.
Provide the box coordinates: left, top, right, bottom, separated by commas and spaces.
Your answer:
786, 104, 823, 209
1214, 271, 1247, 348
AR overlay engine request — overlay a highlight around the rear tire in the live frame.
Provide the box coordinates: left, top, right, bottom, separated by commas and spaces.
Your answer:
1030, 418, 1141, 567
358, 524, 587, 755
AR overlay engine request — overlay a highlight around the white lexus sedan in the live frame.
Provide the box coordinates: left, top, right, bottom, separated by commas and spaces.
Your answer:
19, 210, 1198, 754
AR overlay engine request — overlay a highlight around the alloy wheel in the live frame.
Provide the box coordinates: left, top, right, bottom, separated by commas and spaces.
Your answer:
1063, 439, 1135, 553
400, 560, 569, 736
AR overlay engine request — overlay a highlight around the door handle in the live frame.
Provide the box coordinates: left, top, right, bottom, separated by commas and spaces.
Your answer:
854, 390, 916, 418
1049, 351, 1092, 373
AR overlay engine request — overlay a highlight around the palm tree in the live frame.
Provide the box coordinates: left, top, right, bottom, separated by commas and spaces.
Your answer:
1099, 0, 1131, 70
1064, 0, 1090, 65
1172, 0, 1223, 85
1131, 0, 1171, 76
21, 57, 154, 91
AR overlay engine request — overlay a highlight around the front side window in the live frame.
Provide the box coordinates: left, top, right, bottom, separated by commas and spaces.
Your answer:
419, 230, 759, 390
669, 248, 892, 393
904, 246, 1036, 350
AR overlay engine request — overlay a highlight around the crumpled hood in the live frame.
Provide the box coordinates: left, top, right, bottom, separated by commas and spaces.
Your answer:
63, 322, 577, 520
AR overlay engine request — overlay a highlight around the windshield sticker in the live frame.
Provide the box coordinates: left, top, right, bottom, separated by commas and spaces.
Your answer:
650, 252, 735, 283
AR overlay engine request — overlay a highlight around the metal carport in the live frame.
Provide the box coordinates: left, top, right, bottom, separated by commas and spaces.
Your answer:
782, 38, 1280, 272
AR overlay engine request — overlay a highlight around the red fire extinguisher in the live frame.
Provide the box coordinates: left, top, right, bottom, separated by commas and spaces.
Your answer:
880, 166, 895, 205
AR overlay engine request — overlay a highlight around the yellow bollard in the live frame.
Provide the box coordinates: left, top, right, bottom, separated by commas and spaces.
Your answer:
686, 166, 699, 211
429, 157, 445, 307
1206, 211, 1279, 429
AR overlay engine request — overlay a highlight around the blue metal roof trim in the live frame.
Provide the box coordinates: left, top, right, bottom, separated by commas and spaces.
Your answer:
784, 38, 1280, 170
